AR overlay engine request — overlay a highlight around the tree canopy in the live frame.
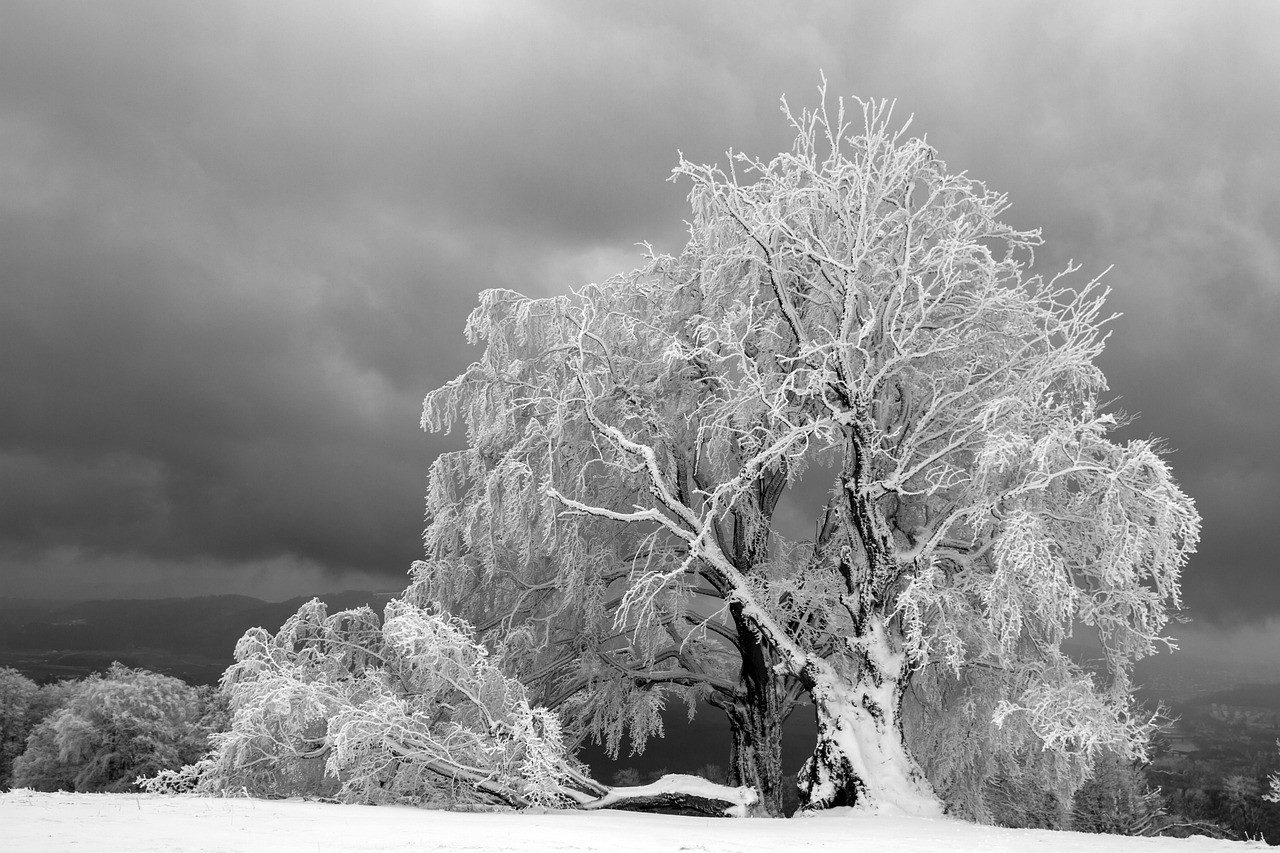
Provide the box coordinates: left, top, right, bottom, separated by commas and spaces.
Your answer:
9, 663, 218, 793
417, 87, 1199, 815
0, 667, 38, 787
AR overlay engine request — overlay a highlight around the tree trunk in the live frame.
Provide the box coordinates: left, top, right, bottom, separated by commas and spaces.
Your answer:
725, 692, 784, 817
716, 602, 787, 817
796, 618, 941, 815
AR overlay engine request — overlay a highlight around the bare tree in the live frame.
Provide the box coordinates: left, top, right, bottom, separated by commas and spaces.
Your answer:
422, 85, 1199, 815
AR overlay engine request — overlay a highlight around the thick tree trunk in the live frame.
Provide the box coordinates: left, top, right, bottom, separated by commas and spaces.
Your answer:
724, 691, 784, 817
796, 618, 941, 815
715, 602, 787, 817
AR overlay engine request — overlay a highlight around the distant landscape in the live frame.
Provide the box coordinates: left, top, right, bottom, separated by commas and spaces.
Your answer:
0, 592, 396, 686
2, 592, 1277, 786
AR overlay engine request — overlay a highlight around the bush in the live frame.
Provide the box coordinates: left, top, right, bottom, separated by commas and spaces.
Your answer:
0, 668, 38, 788
144, 599, 589, 808
10, 663, 220, 792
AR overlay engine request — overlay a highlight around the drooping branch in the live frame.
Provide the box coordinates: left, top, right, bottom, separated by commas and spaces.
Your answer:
414, 82, 1199, 817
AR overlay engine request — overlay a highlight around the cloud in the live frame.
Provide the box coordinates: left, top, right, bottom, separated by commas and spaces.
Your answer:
0, 1, 1276, 629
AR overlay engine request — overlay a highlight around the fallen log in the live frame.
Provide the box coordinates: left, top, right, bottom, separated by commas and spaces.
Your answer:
576, 774, 761, 818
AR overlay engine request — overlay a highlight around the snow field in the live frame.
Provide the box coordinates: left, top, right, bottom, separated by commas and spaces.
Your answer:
0, 790, 1263, 853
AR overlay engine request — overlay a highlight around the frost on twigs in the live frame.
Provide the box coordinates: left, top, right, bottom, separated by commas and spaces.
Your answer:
1266, 746, 1279, 804
417, 80, 1200, 818
411, 280, 766, 803
142, 599, 596, 809
8, 663, 219, 794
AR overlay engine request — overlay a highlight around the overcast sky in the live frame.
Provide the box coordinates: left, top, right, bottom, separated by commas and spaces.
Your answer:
1, 2, 1277, 666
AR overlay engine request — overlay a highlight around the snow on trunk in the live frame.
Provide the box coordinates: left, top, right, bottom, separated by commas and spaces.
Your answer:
583, 774, 761, 818
798, 617, 941, 816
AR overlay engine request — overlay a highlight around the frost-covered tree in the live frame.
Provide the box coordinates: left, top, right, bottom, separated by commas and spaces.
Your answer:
149, 598, 603, 808
1265, 749, 1279, 804
3, 677, 79, 790
412, 358, 803, 814
423, 86, 1199, 814
10, 663, 215, 793
0, 667, 38, 788
1069, 752, 1164, 835
24, 678, 80, 727
903, 664, 1080, 822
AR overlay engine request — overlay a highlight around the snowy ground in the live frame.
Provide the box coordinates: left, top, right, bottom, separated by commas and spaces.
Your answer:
0, 789, 1262, 853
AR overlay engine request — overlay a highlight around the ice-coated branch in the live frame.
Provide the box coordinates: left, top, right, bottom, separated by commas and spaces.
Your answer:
413, 80, 1199, 818
159, 599, 596, 808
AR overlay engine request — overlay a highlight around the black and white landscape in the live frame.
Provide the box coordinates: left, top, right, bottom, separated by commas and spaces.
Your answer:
2, 1, 1278, 847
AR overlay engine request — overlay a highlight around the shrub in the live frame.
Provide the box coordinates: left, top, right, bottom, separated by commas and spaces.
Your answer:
10, 663, 219, 792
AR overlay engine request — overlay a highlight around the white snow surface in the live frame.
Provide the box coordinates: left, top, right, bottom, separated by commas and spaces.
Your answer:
1, 790, 1263, 853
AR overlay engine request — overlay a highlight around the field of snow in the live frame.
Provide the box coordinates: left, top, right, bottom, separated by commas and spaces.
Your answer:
1, 789, 1264, 853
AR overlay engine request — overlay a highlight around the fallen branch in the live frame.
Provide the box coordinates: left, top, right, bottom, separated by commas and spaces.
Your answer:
578, 774, 761, 818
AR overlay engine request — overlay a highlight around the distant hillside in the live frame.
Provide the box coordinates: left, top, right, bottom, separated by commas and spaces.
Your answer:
0, 591, 397, 685
1191, 681, 1280, 709
0, 598, 67, 612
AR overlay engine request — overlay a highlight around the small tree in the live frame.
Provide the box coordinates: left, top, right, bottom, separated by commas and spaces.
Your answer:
424, 84, 1199, 814
1070, 751, 1165, 835
0, 668, 38, 788
10, 664, 214, 792
149, 598, 601, 808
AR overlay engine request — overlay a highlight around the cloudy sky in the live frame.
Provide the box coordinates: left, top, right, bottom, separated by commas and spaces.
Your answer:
1, 1, 1277, 666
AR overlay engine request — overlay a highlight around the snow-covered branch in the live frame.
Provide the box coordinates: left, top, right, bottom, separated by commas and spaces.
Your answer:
416, 81, 1199, 818
149, 599, 598, 809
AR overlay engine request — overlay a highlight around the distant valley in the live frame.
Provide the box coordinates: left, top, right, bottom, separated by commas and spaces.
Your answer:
0, 591, 397, 685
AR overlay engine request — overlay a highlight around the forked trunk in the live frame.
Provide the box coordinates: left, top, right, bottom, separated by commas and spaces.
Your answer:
796, 619, 942, 815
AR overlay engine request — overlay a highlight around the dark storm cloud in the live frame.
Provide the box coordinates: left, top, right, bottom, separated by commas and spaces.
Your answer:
1, 1, 1276, 633
0, 1, 477, 589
